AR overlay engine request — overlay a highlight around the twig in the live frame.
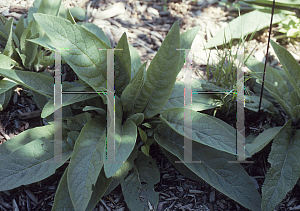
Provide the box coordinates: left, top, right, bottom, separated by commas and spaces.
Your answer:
100, 199, 111, 211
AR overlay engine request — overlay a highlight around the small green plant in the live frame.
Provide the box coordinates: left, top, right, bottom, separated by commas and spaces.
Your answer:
275, 15, 300, 39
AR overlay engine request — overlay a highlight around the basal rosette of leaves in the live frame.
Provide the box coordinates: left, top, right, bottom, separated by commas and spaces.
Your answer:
244, 39, 300, 211
0, 0, 267, 211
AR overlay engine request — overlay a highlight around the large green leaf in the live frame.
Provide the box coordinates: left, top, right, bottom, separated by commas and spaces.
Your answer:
160, 79, 222, 112
33, 13, 110, 92
159, 108, 249, 157
0, 125, 72, 191
133, 21, 180, 119
104, 119, 137, 178
270, 39, 300, 99
67, 117, 107, 211
245, 126, 283, 156
154, 123, 261, 211
121, 151, 160, 211
205, 10, 285, 48
52, 166, 112, 211
245, 55, 293, 118
121, 62, 146, 113
261, 120, 300, 211
114, 33, 131, 97
0, 68, 72, 98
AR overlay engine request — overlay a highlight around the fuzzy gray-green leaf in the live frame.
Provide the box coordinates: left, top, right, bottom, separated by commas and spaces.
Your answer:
261, 120, 300, 211
67, 117, 107, 211
33, 13, 110, 92
154, 123, 261, 211
134, 21, 180, 119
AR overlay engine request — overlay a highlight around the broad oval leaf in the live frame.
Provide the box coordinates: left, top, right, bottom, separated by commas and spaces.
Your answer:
52, 166, 112, 211
159, 108, 249, 157
154, 123, 261, 211
261, 120, 300, 211
67, 117, 107, 211
0, 68, 73, 98
33, 13, 110, 92
0, 125, 73, 192
134, 21, 180, 119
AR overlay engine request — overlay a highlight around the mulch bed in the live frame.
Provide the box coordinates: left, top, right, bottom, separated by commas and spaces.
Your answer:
1, 0, 300, 210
